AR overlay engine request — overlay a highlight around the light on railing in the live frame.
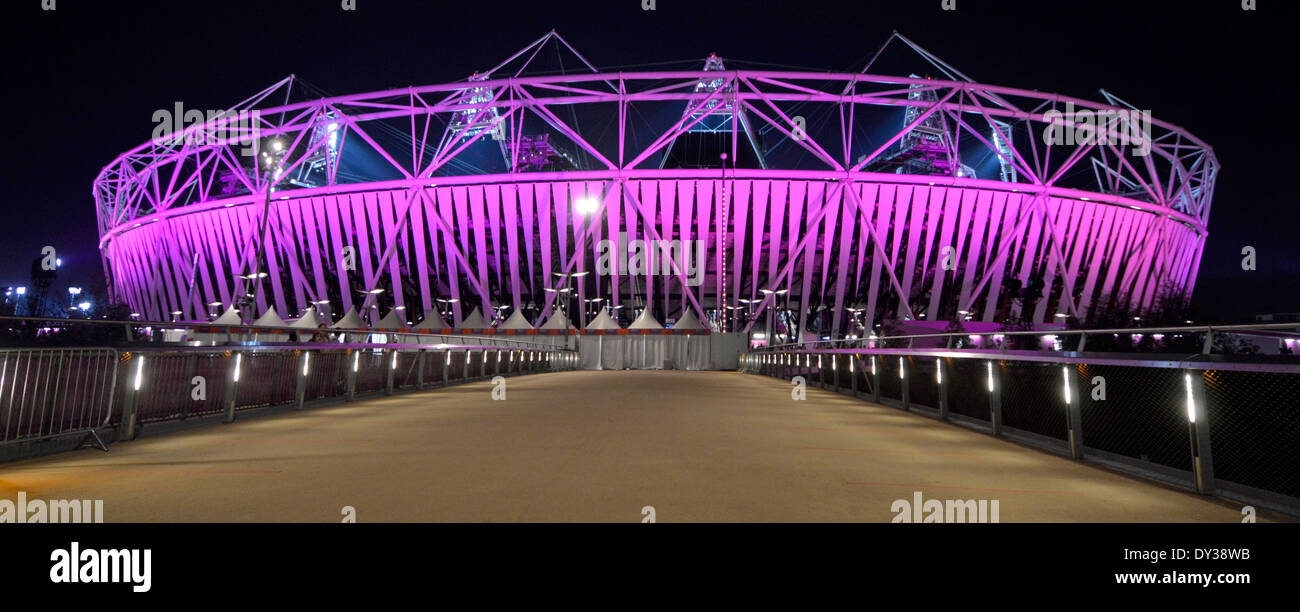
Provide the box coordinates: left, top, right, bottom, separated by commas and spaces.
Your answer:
445, 352, 451, 365
233, 353, 242, 382
303, 352, 311, 377
391, 351, 398, 370
1184, 373, 1196, 423
1062, 366, 1071, 404
871, 356, 877, 376
986, 361, 994, 392
898, 357, 905, 380
352, 351, 359, 373
133, 355, 145, 391
935, 358, 942, 384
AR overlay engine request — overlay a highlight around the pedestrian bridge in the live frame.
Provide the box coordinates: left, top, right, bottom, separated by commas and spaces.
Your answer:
0, 370, 1270, 522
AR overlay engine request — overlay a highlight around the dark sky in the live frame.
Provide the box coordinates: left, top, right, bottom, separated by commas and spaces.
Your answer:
2, 0, 1296, 322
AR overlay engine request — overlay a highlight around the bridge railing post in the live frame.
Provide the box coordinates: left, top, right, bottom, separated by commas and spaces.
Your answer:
937, 358, 949, 421
900, 357, 910, 411
989, 360, 1003, 436
295, 351, 308, 410
442, 350, 450, 386
463, 349, 471, 381
1063, 364, 1084, 459
416, 350, 425, 390
385, 350, 396, 396
224, 352, 241, 423
1184, 369, 1216, 495
346, 350, 357, 402
833, 354, 841, 394
121, 353, 143, 441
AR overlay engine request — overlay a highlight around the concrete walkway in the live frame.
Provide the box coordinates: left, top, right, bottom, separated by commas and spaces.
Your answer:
0, 371, 1260, 522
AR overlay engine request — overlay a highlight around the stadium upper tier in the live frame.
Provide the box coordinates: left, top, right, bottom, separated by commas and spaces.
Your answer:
93, 32, 1216, 336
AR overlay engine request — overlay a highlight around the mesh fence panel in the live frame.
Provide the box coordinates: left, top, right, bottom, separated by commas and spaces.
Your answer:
908, 356, 939, 411
1079, 364, 1192, 473
879, 356, 902, 401
304, 351, 346, 400
947, 358, 989, 421
355, 351, 387, 393
1204, 369, 1300, 499
1000, 361, 1068, 442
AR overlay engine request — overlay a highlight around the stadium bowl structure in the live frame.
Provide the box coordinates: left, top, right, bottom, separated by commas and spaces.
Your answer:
93, 33, 1216, 339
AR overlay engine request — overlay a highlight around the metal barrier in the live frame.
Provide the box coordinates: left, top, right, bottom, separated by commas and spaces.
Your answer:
113, 343, 578, 440
0, 347, 118, 452
0, 335, 577, 462
740, 342, 1300, 517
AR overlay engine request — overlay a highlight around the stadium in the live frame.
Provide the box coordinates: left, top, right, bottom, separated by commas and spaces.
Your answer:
92, 31, 1217, 346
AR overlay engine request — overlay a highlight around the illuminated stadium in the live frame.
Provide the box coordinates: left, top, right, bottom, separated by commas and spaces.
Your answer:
92, 31, 1217, 343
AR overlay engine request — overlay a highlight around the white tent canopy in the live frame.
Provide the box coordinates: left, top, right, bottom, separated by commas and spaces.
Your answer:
585, 307, 622, 330
672, 308, 706, 330
628, 308, 663, 329
539, 310, 576, 330
192, 306, 243, 344
458, 307, 489, 329
211, 306, 242, 325
331, 308, 365, 329
290, 310, 322, 329
405, 311, 449, 345
372, 308, 406, 331
414, 311, 448, 330
251, 307, 290, 342
500, 310, 533, 330
252, 307, 287, 328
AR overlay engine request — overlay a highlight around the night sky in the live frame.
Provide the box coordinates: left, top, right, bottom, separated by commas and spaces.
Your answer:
3, 0, 1295, 322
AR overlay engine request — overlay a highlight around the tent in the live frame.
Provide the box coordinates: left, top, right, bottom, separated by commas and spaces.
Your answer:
672, 308, 706, 330
499, 309, 533, 330
372, 308, 407, 344
584, 307, 622, 330
628, 308, 663, 329
331, 307, 368, 342
408, 311, 450, 345
212, 306, 242, 325
193, 306, 243, 344
290, 309, 328, 343
580, 307, 623, 369
625, 309, 666, 369
251, 307, 290, 343
372, 308, 406, 330
539, 310, 576, 331
457, 307, 489, 330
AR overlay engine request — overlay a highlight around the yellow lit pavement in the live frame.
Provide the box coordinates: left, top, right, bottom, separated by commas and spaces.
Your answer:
0, 371, 1261, 522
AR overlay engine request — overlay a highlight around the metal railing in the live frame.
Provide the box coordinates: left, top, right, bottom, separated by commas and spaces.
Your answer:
0, 347, 118, 453
741, 330, 1300, 517
114, 342, 578, 441
0, 332, 577, 461
763, 321, 1300, 355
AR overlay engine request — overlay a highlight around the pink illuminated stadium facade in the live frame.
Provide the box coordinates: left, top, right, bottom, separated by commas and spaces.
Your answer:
93, 33, 1216, 341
